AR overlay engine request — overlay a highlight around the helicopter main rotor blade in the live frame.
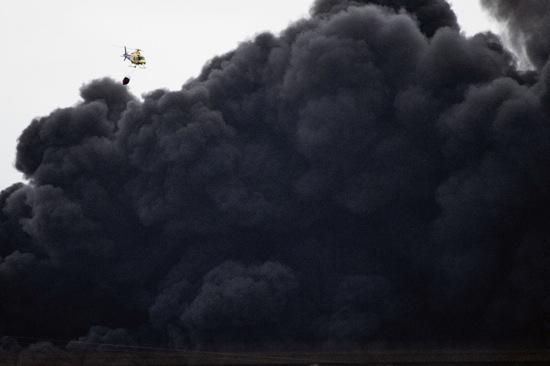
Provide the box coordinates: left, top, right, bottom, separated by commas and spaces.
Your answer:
111, 44, 142, 52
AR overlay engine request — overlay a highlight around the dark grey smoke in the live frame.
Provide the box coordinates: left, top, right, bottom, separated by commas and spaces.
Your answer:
1, 0, 550, 350
311, 0, 458, 37
481, 0, 550, 69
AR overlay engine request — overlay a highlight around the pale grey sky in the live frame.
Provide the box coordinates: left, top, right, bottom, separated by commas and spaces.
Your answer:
1, 0, 496, 188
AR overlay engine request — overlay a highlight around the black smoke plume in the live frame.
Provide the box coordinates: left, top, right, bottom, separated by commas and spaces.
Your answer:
2, 0, 550, 350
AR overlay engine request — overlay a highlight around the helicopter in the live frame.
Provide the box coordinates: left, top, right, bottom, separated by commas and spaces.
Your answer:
122, 46, 146, 67
120, 46, 146, 85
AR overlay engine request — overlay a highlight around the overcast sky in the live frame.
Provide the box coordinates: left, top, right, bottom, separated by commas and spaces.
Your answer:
1, 0, 498, 189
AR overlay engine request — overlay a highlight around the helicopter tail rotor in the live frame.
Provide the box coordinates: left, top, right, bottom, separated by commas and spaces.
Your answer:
121, 46, 130, 61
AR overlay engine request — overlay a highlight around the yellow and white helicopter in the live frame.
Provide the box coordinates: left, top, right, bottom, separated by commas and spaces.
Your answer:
120, 46, 146, 85
121, 46, 146, 68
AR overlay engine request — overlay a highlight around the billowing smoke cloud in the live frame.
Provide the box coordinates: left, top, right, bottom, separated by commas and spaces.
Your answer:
481, 0, 550, 69
1, 0, 550, 350
311, 0, 458, 37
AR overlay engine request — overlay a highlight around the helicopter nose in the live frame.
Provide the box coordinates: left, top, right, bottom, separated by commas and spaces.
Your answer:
122, 77, 130, 85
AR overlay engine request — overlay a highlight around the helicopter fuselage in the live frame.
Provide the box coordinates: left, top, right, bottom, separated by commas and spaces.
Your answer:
123, 48, 146, 67
130, 51, 146, 66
